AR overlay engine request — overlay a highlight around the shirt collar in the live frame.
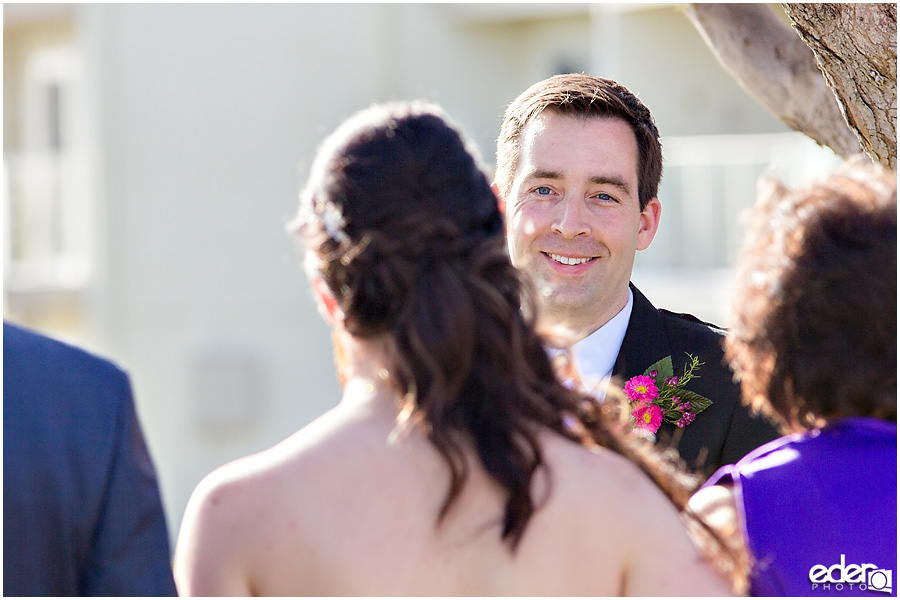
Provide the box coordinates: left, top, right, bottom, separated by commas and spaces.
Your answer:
568, 287, 634, 395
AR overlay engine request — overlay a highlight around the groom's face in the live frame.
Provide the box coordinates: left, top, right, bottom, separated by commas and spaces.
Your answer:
503, 110, 660, 334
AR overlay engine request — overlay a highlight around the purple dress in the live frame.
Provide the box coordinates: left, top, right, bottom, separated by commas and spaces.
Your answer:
704, 417, 897, 596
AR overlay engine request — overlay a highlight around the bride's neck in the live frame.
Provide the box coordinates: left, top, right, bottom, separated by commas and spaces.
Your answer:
333, 326, 398, 412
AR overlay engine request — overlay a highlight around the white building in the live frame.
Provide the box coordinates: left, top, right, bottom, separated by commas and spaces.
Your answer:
3, 3, 840, 545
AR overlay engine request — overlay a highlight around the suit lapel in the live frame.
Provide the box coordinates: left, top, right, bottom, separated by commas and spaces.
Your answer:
614, 284, 688, 452
613, 283, 673, 380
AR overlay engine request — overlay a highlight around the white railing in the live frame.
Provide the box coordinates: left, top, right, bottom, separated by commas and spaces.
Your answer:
3, 151, 93, 292
633, 131, 843, 325
639, 131, 842, 269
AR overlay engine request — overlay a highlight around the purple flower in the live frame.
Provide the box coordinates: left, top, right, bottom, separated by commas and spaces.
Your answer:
676, 411, 697, 428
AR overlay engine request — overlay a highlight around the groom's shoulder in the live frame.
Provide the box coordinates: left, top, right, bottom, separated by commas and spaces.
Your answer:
656, 310, 738, 396
657, 308, 727, 356
628, 284, 727, 357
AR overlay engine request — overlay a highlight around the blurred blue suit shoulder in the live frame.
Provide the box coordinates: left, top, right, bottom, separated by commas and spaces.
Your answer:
3, 321, 177, 596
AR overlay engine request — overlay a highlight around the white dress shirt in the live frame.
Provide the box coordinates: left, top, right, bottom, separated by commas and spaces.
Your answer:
550, 288, 634, 399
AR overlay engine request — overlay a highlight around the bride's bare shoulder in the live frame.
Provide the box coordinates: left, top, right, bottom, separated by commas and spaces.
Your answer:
541, 432, 733, 595
174, 405, 374, 593
188, 405, 370, 507
537, 432, 694, 552
539, 431, 657, 498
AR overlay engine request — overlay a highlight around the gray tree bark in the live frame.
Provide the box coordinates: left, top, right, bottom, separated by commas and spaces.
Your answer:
684, 3, 897, 169
783, 3, 897, 170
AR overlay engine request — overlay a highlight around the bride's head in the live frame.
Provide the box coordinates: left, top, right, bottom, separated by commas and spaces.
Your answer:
288, 101, 576, 549
291, 101, 505, 340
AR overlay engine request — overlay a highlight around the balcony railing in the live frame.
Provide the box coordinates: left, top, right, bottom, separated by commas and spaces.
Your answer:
633, 131, 843, 325
638, 131, 842, 270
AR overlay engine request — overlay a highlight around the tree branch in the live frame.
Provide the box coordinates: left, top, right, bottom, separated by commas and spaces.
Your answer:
683, 3, 861, 159
783, 3, 896, 170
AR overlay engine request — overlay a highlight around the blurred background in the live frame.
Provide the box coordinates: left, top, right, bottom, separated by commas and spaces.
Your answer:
3, 3, 841, 546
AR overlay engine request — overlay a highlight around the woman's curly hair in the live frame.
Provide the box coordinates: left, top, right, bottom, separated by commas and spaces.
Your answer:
726, 156, 897, 432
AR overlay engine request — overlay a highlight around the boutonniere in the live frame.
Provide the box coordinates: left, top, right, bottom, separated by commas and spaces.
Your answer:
624, 353, 712, 436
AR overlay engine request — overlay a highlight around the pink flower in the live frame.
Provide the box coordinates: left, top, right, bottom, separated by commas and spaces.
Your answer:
632, 403, 663, 434
624, 375, 659, 402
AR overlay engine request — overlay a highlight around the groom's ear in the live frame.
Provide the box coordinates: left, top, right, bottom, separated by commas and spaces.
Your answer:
491, 183, 506, 215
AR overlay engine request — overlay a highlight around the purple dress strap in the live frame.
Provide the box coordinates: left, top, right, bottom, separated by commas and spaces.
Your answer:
705, 417, 897, 596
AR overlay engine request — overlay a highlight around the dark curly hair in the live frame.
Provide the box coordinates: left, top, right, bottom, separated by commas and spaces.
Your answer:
495, 73, 662, 211
726, 157, 897, 432
289, 101, 709, 558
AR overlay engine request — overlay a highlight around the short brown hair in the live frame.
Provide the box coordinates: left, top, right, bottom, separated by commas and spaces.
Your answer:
726, 157, 897, 431
495, 73, 662, 211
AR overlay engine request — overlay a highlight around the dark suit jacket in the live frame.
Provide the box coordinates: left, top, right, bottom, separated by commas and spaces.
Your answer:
613, 285, 781, 476
3, 322, 177, 596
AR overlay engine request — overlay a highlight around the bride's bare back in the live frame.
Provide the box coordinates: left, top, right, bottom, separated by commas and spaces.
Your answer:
175, 379, 730, 596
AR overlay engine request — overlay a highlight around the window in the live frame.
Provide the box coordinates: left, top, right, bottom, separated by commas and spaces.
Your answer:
4, 36, 93, 293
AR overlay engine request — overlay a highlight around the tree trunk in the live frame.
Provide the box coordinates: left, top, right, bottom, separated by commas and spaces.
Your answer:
783, 3, 897, 171
683, 4, 862, 160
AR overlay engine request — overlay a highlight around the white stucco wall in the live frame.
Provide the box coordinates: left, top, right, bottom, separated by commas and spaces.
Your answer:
80, 3, 387, 540
74, 3, 600, 540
